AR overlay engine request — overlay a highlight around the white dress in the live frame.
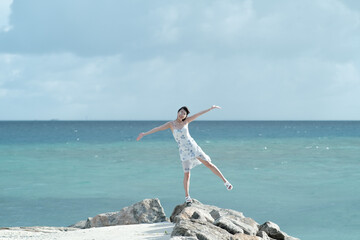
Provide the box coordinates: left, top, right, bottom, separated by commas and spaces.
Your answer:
172, 123, 211, 172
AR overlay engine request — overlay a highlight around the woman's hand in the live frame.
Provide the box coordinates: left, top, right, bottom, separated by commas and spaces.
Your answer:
137, 132, 145, 141
211, 105, 221, 110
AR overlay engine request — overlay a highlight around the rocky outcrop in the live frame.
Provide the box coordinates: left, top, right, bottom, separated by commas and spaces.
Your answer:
2, 198, 300, 240
170, 237, 198, 240
69, 198, 167, 229
258, 222, 299, 240
170, 199, 299, 240
68, 198, 299, 239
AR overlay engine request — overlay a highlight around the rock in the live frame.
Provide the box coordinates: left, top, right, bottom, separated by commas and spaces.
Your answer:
258, 222, 283, 239
210, 208, 245, 220
68, 198, 299, 240
170, 199, 259, 236
232, 233, 262, 240
210, 209, 258, 235
170, 199, 217, 224
214, 216, 244, 234
258, 222, 300, 240
69, 219, 87, 229
216, 215, 258, 235
170, 199, 299, 240
170, 237, 198, 240
70, 198, 167, 228
171, 219, 233, 240
256, 231, 274, 240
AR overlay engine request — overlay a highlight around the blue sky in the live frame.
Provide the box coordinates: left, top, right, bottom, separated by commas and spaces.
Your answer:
0, 0, 359, 120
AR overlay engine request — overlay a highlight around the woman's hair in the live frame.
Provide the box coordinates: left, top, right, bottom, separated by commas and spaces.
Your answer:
178, 106, 190, 121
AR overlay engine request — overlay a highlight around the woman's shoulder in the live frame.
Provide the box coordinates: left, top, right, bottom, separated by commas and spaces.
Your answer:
183, 119, 190, 125
167, 121, 175, 129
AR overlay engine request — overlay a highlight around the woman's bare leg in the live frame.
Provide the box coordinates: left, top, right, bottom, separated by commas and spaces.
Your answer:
197, 157, 227, 183
184, 171, 191, 197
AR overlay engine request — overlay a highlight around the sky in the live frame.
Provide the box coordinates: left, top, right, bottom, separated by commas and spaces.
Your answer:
0, 0, 360, 120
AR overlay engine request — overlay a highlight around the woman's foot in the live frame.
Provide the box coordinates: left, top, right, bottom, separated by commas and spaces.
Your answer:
224, 181, 233, 190
185, 196, 192, 206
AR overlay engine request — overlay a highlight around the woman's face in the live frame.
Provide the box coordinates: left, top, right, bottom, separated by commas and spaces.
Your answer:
178, 109, 187, 120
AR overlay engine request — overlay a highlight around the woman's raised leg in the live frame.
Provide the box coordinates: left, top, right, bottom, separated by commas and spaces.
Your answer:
197, 157, 228, 183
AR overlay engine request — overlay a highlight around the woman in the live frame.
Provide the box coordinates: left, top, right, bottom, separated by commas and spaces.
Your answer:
136, 105, 233, 205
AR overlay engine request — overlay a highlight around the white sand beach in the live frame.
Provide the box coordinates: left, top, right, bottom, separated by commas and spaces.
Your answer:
0, 222, 175, 240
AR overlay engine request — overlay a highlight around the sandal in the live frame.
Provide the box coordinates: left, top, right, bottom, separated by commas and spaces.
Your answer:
185, 196, 192, 206
224, 181, 233, 191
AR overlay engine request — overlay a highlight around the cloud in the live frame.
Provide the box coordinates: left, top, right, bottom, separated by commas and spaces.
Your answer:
0, 0, 154, 56
0, 0, 13, 32
1, 0, 359, 60
0, 0, 360, 120
150, 5, 181, 43
1, 50, 360, 120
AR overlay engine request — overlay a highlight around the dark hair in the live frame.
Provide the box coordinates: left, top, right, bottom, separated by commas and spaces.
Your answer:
178, 106, 190, 121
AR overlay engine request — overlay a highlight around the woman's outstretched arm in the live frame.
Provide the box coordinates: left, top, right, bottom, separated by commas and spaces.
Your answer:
137, 121, 171, 141
186, 105, 221, 123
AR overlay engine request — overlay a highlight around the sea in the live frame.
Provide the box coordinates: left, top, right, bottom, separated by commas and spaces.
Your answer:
0, 121, 359, 240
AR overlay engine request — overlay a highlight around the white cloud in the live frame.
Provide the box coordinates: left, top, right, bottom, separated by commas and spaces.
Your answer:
151, 6, 181, 43
145, 0, 360, 62
0, 0, 13, 32
1, 51, 360, 120
200, 0, 254, 39
1, 0, 360, 120
1, 0, 359, 60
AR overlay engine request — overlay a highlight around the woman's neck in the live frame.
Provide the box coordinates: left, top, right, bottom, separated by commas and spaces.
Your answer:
176, 118, 183, 123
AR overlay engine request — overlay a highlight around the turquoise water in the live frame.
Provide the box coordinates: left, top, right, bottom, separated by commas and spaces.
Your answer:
0, 121, 359, 240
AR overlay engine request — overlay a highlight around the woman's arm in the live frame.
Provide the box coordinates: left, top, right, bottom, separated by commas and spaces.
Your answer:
186, 105, 221, 123
136, 121, 171, 141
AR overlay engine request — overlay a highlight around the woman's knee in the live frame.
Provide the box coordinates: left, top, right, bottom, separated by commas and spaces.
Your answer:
197, 157, 212, 167
207, 162, 215, 169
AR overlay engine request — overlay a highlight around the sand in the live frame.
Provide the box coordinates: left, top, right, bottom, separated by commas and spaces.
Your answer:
0, 222, 175, 240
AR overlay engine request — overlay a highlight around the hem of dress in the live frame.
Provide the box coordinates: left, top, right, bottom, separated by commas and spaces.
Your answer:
181, 157, 209, 172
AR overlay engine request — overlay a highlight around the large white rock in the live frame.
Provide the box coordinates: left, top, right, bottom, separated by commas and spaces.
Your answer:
70, 198, 167, 229
170, 199, 299, 240
171, 219, 233, 240
170, 199, 259, 236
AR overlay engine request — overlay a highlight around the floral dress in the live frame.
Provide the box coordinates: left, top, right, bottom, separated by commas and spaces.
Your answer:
172, 123, 211, 172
